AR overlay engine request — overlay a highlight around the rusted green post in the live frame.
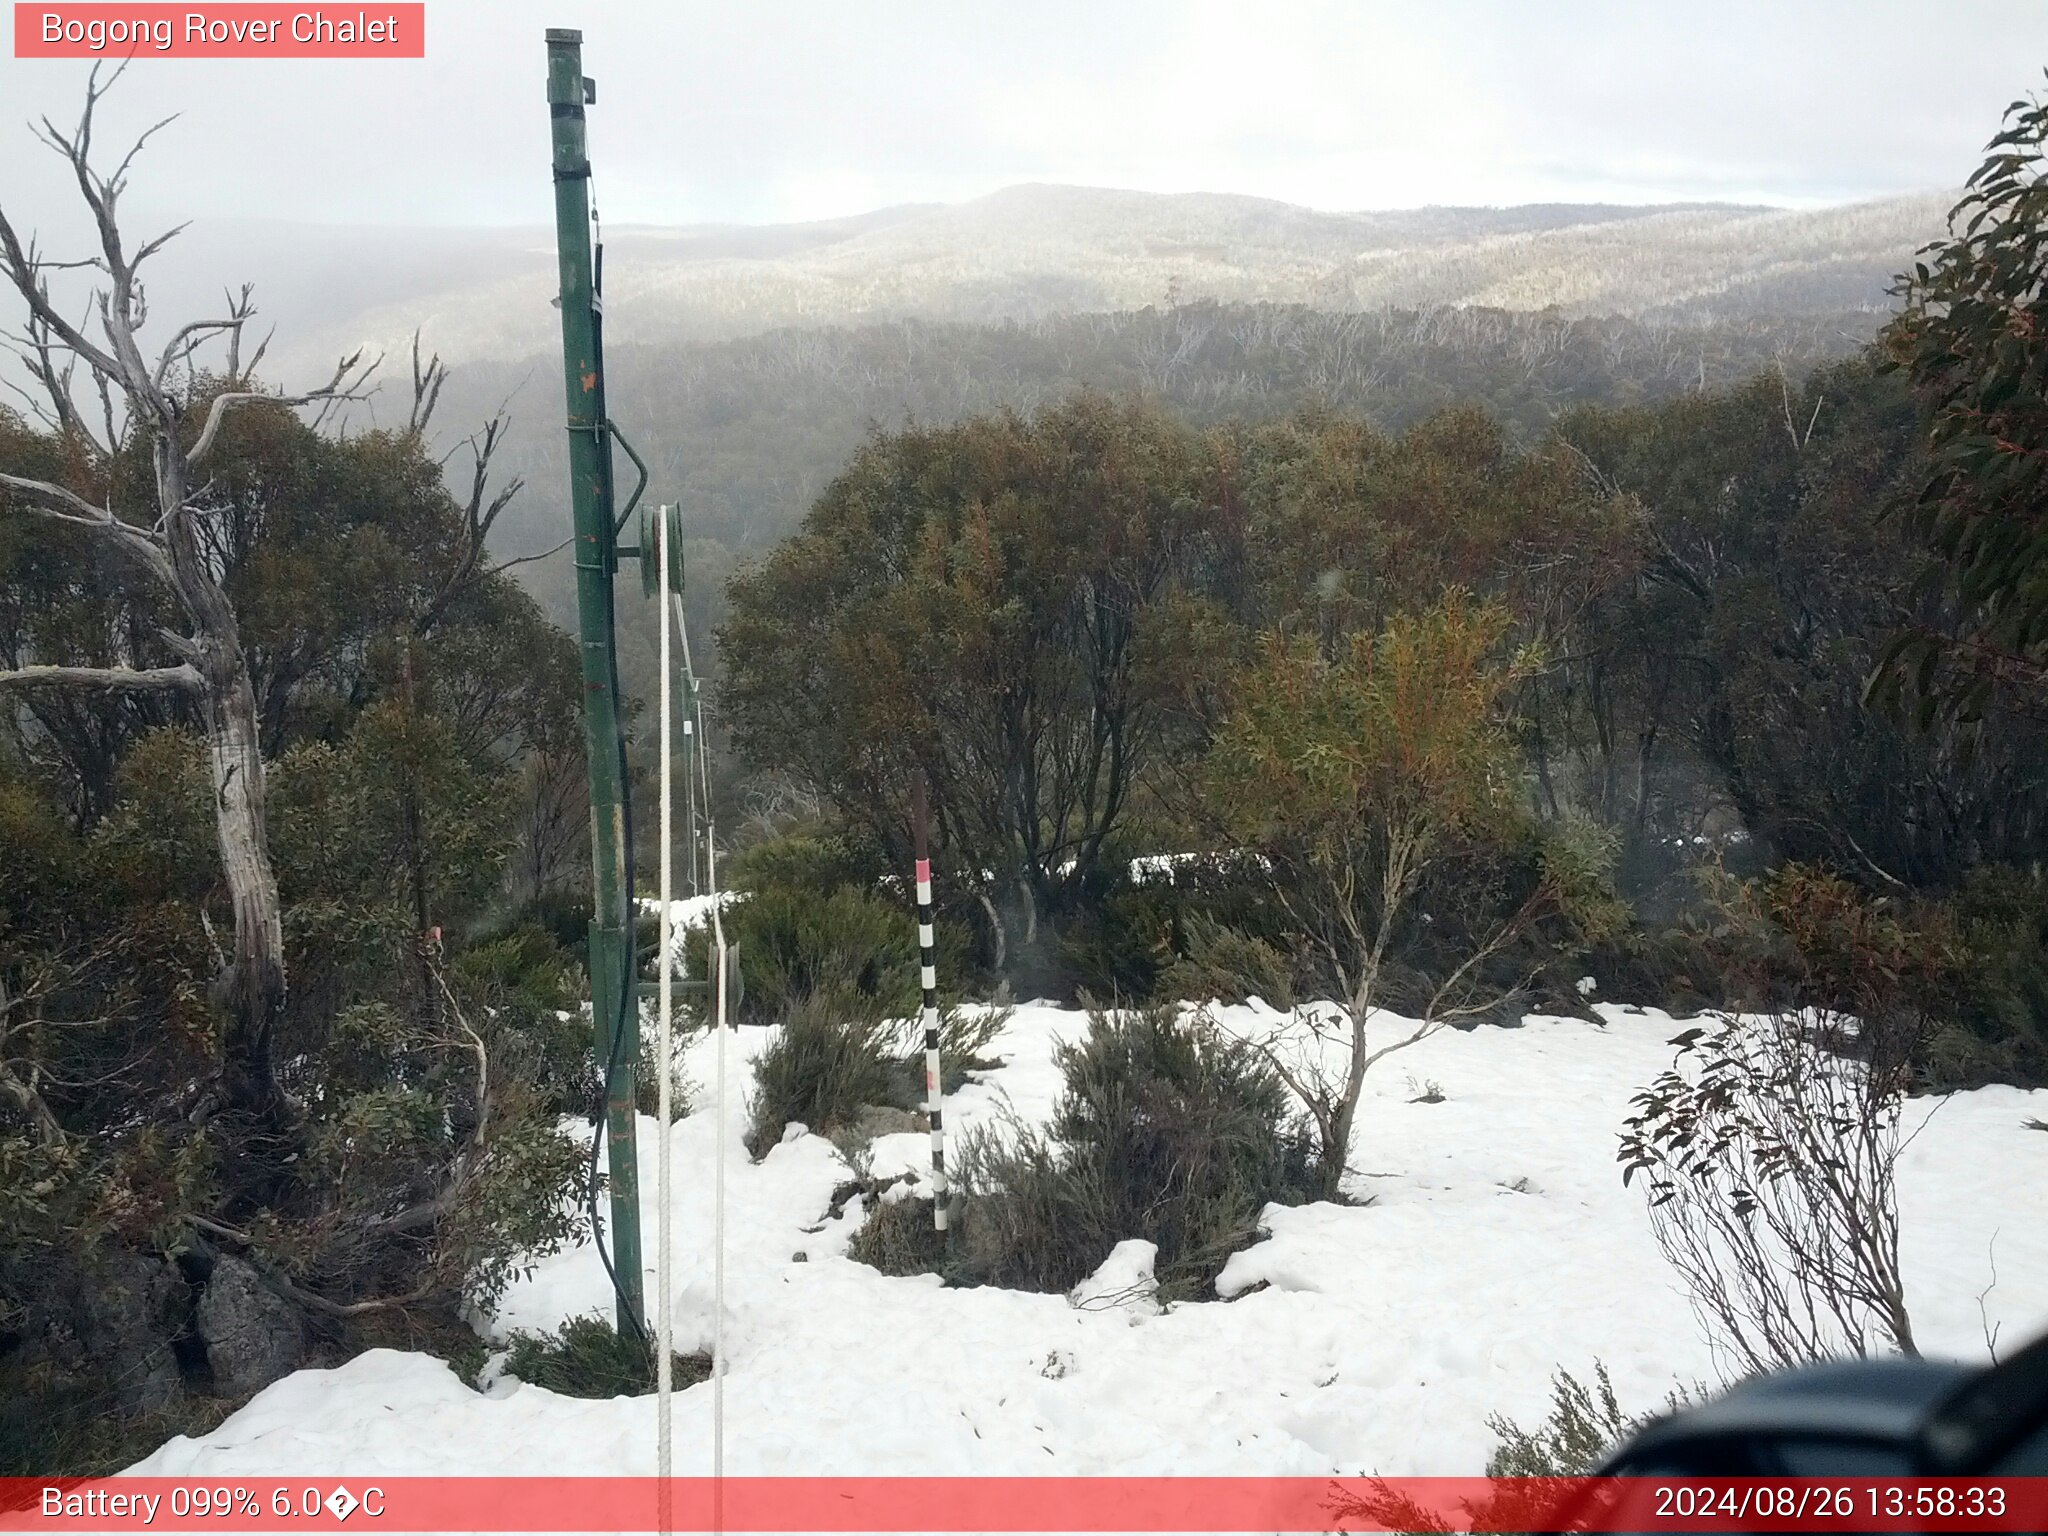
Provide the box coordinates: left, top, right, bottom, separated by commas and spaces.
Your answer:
546, 26, 641, 1332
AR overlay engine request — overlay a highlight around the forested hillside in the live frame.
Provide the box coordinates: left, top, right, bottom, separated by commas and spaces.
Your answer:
271, 184, 1944, 373
455, 300, 1880, 562
432, 299, 1885, 816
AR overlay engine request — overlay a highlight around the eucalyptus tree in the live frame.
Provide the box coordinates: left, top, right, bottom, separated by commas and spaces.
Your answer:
0, 72, 370, 1118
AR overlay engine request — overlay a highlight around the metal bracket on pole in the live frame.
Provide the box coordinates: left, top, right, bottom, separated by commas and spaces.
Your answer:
611, 420, 650, 535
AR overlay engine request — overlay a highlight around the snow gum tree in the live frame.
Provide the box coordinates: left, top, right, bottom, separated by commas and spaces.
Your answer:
720, 393, 1225, 982
1876, 78, 2048, 722
1203, 592, 1619, 1196
0, 74, 372, 1120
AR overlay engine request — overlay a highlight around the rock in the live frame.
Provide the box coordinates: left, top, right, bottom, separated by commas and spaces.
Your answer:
197, 1254, 307, 1399
75, 1248, 186, 1412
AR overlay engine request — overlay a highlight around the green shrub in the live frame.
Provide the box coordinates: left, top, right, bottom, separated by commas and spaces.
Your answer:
930, 1007, 1317, 1297
498, 1315, 710, 1399
687, 885, 967, 1027
520, 885, 596, 963
727, 823, 883, 897
1331, 1362, 1658, 1535
450, 925, 594, 1114
744, 991, 895, 1156
1484, 1361, 1635, 1478
1156, 913, 1299, 1008
845, 1191, 949, 1277
446, 1098, 590, 1310
1921, 866, 2048, 1090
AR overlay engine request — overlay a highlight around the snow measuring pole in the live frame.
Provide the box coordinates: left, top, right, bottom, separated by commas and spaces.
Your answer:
546, 27, 643, 1332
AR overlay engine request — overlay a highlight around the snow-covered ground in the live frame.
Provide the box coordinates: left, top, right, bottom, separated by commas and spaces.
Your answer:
130, 1002, 2048, 1479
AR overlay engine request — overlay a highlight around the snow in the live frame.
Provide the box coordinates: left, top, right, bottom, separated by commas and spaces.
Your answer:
1069, 1240, 1161, 1318
129, 1002, 2048, 1480
639, 894, 736, 974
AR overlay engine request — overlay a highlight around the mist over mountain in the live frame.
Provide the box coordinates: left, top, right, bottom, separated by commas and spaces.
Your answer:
171, 182, 1950, 387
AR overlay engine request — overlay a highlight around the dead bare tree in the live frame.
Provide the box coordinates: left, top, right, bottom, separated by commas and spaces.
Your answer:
0, 69, 370, 1119
395, 338, 563, 637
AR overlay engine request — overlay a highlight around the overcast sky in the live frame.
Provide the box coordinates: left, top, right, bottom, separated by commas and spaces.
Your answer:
1, 0, 2045, 232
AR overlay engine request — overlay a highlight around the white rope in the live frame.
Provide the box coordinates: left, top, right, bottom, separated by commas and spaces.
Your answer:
667, 579, 728, 1524
654, 509, 675, 1522
708, 807, 728, 1516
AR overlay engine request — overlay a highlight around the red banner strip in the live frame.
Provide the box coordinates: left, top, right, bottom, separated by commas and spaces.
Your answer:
13, 5, 425, 58
1, 1476, 2044, 1532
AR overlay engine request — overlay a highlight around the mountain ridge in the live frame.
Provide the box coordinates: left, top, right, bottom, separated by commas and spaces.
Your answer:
185, 181, 1946, 381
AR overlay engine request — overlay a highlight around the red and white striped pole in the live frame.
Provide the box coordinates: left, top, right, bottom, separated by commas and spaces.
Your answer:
910, 772, 947, 1233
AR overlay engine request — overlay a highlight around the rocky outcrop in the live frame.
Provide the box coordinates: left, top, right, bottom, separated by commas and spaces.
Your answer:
196, 1254, 307, 1399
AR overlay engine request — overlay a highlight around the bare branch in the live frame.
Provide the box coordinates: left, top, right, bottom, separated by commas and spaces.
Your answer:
94, 368, 119, 450
3, 308, 89, 441
225, 295, 271, 386
152, 302, 253, 390
1977, 1230, 2002, 1363
0, 469, 120, 528
184, 349, 370, 468
0, 470, 174, 583
0, 210, 124, 381
128, 218, 189, 274
0, 1063, 64, 1145
184, 1215, 437, 1318
0, 662, 201, 694
30, 68, 162, 395
486, 535, 571, 578
107, 117, 179, 203
412, 402, 530, 632
407, 331, 445, 437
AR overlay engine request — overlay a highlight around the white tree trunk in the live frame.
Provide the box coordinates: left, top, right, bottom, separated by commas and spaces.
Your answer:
157, 437, 288, 1116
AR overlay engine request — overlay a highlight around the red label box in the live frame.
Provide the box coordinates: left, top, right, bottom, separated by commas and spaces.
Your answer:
13, 4, 425, 57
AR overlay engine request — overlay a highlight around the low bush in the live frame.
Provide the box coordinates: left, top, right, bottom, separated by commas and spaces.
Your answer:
1156, 913, 1300, 1008
449, 925, 595, 1115
0, 1361, 234, 1478
636, 1032, 694, 1123
874, 1004, 1006, 1106
726, 822, 883, 898
686, 885, 969, 1027
1484, 1361, 1636, 1478
1052, 876, 1175, 1002
1920, 866, 2048, 1090
936, 1007, 1318, 1298
1337, 1362, 1683, 1535
845, 1191, 949, 1277
497, 1315, 710, 1399
744, 992, 896, 1156
1060, 855, 1298, 1006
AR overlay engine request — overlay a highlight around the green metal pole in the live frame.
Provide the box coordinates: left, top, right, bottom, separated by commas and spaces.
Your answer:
545, 27, 642, 1333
